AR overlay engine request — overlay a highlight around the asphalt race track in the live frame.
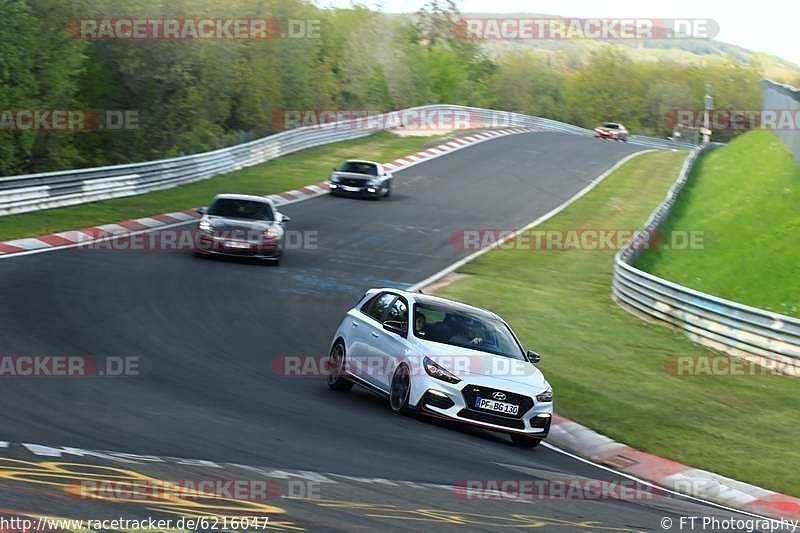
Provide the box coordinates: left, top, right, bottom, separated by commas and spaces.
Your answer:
0, 133, 774, 531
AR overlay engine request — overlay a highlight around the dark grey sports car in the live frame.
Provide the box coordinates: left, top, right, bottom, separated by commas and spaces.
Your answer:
328, 160, 393, 199
194, 194, 290, 265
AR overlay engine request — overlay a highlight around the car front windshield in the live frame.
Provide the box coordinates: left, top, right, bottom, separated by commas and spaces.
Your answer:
207, 198, 273, 221
338, 161, 378, 175
603, 123, 619, 129
412, 302, 525, 360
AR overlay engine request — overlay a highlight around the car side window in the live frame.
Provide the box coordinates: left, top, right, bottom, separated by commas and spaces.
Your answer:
360, 294, 381, 314
363, 293, 396, 322
385, 297, 408, 334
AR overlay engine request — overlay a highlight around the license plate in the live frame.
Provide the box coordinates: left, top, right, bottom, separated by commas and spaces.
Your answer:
224, 241, 250, 249
475, 396, 519, 415
342, 185, 361, 192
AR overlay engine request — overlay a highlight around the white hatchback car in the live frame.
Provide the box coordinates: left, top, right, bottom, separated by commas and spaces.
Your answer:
327, 288, 553, 447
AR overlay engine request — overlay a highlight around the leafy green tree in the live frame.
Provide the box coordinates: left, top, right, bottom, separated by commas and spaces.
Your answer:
488, 52, 566, 120
0, 0, 38, 174
564, 46, 646, 129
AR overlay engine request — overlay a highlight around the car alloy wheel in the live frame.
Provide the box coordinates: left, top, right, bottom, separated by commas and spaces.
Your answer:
389, 364, 411, 413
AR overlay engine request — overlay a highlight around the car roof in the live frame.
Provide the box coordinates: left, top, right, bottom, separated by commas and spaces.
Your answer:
368, 288, 501, 321
213, 193, 274, 205
342, 159, 380, 166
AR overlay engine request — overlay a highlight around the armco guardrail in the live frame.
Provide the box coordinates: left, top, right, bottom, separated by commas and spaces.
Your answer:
612, 145, 800, 371
0, 105, 693, 216
762, 79, 800, 165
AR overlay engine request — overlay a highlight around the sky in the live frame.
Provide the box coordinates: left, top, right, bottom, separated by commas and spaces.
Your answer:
313, 0, 800, 66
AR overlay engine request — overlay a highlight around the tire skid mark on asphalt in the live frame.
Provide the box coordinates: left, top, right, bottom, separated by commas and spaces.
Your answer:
287, 271, 408, 295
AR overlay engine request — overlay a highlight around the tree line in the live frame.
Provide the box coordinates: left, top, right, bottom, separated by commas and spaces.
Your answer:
0, 0, 768, 175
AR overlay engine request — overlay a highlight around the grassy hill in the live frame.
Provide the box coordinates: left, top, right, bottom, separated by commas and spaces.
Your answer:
636, 130, 800, 316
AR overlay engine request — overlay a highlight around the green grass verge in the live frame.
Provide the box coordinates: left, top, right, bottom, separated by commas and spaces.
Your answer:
636, 130, 800, 317
436, 150, 800, 497
0, 131, 446, 242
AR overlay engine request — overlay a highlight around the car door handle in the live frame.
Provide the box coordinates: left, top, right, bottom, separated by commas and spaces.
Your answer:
351, 322, 359, 327
370, 332, 380, 338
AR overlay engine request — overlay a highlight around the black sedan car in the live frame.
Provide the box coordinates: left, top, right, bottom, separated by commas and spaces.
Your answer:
328, 160, 393, 199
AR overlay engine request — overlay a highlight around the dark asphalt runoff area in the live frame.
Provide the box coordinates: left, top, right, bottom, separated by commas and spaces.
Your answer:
0, 133, 773, 531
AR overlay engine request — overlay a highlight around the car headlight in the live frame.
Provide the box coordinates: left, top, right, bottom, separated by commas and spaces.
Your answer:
423, 356, 461, 384
536, 388, 553, 402
263, 227, 279, 240
198, 220, 212, 232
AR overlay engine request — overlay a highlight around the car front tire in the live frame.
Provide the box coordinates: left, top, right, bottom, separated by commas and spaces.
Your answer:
327, 341, 353, 392
389, 364, 412, 414
510, 434, 542, 448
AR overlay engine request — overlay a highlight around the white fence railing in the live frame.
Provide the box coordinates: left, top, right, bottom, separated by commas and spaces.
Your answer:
0, 105, 694, 216
612, 145, 800, 371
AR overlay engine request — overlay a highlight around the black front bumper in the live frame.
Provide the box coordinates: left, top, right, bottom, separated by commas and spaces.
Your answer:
328, 183, 381, 197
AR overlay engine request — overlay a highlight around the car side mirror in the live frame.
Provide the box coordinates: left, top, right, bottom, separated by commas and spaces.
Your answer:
276, 212, 290, 224
196, 207, 207, 215
527, 350, 541, 363
383, 320, 406, 336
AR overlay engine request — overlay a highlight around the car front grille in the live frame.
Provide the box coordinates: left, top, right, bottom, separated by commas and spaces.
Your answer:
461, 385, 533, 419
337, 178, 368, 187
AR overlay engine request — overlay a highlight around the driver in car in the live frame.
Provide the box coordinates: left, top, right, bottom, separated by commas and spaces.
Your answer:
414, 312, 428, 338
